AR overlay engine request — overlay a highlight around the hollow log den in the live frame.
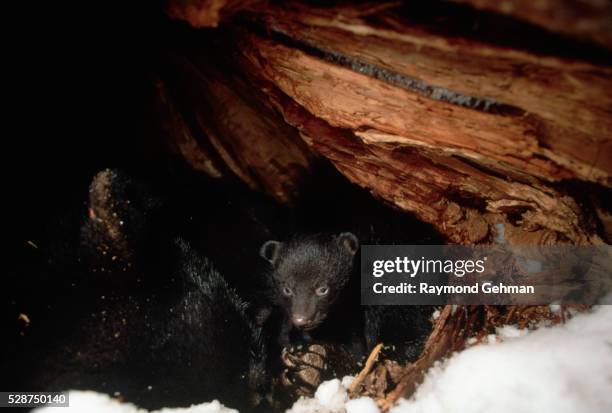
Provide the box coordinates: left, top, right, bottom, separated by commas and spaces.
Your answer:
4, 1, 612, 413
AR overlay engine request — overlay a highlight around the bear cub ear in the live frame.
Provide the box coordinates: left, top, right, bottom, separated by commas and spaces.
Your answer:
260, 240, 283, 266
337, 232, 359, 255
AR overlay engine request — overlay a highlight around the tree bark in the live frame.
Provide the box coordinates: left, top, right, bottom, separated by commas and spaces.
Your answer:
160, 0, 612, 245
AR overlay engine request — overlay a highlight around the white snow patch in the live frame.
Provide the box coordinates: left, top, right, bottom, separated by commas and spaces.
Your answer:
287, 377, 377, 413
287, 378, 351, 413
390, 305, 612, 413
285, 397, 327, 413
549, 303, 563, 314
33, 391, 237, 413
315, 379, 348, 409
341, 376, 355, 389
485, 333, 499, 344
345, 397, 380, 413
495, 324, 528, 340
157, 401, 236, 413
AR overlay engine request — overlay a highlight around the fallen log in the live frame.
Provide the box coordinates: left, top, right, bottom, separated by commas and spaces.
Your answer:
160, 0, 611, 244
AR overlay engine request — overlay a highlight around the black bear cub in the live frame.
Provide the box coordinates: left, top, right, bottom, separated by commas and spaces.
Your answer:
260, 232, 360, 345
260, 232, 433, 363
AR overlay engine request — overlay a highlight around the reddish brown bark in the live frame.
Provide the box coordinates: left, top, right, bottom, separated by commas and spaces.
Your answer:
160, 0, 611, 244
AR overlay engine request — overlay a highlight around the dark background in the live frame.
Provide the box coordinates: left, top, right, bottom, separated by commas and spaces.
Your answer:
3, 1, 169, 379
7, 1, 171, 244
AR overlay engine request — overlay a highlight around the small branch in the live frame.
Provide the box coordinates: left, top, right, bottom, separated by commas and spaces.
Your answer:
380, 305, 464, 411
349, 343, 384, 395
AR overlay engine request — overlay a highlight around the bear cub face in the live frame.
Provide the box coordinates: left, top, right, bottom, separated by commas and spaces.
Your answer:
260, 232, 359, 331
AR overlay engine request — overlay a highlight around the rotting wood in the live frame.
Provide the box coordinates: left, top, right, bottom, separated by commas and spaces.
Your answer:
157, 54, 316, 203
161, 1, 611, 244
349, 343, 384, 395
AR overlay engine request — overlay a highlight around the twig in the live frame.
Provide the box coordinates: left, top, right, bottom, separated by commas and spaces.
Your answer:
380, 305, 459, 411
349, 343, 384, 394
504, 306, 517, 324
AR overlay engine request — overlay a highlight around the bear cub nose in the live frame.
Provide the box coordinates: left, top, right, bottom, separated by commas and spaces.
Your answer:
292, 314, 311, 327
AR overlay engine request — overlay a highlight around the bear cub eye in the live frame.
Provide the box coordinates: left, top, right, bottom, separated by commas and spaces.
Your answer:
282, 286, 293, 296
315, 286, 329, 296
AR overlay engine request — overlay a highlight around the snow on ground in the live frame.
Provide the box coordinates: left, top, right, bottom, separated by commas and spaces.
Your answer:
286, 376, 378, 413
33, 391, 237, 413
288, 305, 612, 413
391, 305, 612, 413
33, 306, 612, 413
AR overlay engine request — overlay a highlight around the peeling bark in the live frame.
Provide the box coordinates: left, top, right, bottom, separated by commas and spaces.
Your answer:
162, 0, 611, 245
257, 9, 612, 185
234, 31, 605, 244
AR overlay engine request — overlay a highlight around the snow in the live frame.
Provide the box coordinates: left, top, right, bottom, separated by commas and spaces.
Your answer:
390, 305, 612, 413
549, 304, 563, 314
345, 397, 380, 413
341, 376, 355, 389
289, 306, 612, 413
315, 379, 348, 410
33, 391, 237, 413
286, 377, 379, 413
287, 378, 349, 413
34, 306, 612, 413
495, 324, 528, 340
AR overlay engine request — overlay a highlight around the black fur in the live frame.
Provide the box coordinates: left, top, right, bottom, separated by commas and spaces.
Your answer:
28, 239, 267, 410
81, 169, 160, 264
260, 233, 360, 346
8, 170, 271, 411
364, 306, 433, 363
260, 233, 434, 363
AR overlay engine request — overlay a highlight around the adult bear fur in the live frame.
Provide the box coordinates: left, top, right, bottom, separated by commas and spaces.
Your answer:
7, 170, 271, 411
25, 238, 268, 410
81, 167, 285, 324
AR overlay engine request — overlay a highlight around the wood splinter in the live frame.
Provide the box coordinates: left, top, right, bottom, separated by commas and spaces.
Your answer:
349, 342, 384, 395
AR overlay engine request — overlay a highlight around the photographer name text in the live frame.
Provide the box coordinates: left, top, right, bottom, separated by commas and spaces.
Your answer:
372, 282, 535, 295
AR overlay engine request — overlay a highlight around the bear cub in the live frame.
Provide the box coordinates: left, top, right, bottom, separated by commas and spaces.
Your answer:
260, 232, 360, 346
260, 232, 433, 363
